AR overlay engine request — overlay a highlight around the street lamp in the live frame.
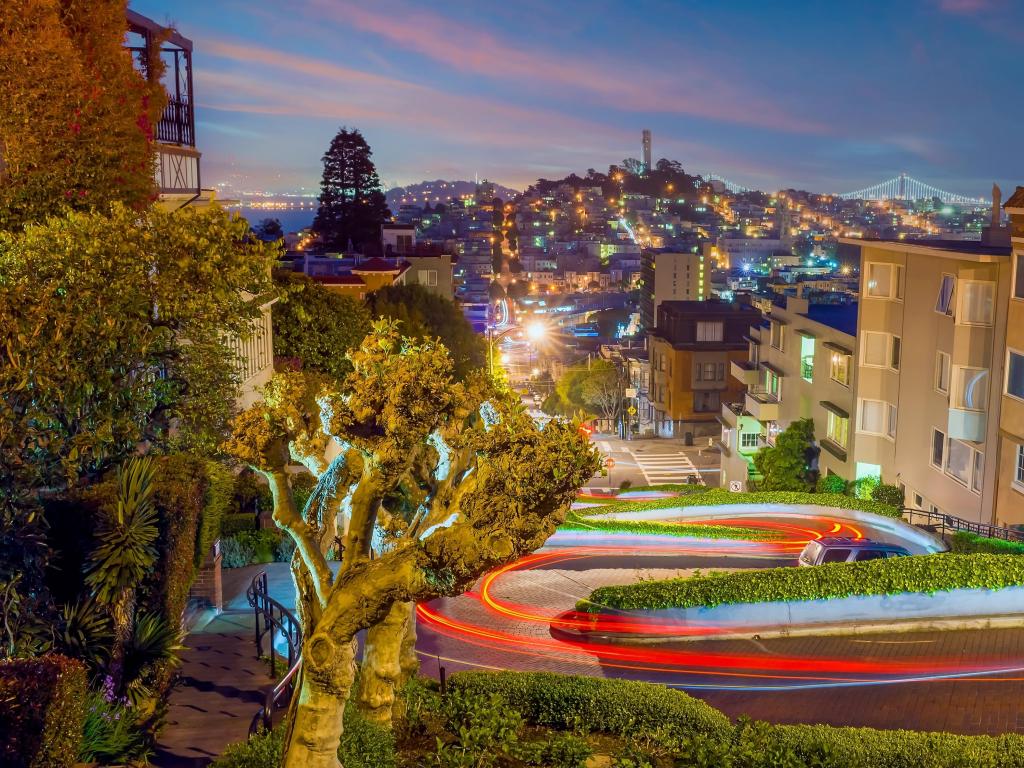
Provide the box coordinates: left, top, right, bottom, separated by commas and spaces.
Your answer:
487, 321, 547, 378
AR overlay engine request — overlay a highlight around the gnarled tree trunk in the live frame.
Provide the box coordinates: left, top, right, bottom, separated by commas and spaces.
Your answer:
282, 635, 358, 768
357, 600, 411, 725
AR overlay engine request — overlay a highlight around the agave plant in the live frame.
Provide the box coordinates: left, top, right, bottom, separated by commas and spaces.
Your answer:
121, 611, 185, 707
56, 597, 113, 677
85, 456, 159, 693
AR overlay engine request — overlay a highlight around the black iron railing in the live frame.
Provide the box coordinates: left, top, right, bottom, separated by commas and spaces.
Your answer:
901, 508, 1024, 543
156, 97, 195, 147
246, 570, 302, 735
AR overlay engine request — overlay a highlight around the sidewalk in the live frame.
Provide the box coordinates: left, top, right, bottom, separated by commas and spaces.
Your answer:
152, 607, 273, 767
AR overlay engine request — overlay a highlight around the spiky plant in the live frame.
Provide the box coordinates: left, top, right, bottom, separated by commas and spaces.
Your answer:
86, 456, 159, 694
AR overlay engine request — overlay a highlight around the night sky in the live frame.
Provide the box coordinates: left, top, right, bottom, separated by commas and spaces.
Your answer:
129, 0, 1024, 197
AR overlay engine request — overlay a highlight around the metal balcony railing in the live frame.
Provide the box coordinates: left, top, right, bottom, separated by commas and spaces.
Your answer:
901, 508, 1024, 543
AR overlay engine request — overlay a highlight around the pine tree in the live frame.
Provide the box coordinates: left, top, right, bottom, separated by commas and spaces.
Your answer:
312, 127, 390, 251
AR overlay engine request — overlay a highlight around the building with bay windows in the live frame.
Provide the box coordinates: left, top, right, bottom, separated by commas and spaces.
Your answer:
842, 237, 1012, 524
719, 295, 858, 492
995, 189, 1024, 523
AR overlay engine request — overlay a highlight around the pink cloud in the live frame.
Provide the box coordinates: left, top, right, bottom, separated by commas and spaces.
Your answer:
301, 0, 827, 135
935, 0, 993, 13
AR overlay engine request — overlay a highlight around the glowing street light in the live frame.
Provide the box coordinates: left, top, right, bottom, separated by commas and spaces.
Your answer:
525, 321, 547, 342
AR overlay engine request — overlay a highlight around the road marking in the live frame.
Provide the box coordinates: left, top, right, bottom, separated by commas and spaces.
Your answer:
628, 450, 704, 485
595, 441, 611, 453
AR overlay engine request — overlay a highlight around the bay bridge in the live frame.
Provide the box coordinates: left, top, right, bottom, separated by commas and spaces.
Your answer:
836, 173, 986, 205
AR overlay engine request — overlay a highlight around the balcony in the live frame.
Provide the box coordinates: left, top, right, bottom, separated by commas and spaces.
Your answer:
719, 401, 743, 428
948, 408, 986, 443
745, 390, 780, 422
731, 360, 759, 387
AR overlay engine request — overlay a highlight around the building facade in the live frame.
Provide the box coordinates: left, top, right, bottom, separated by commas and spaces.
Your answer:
843, 238, 1012, 524
648, 299, 761, 438
640, 249, 708, 330
719, 297, 859, 491
995, 189, 1024, 524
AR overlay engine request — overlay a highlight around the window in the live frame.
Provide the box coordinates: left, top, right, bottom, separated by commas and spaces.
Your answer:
740, 432, 759, 449
1015, 254, 1024, 301
856, 550, 886, 561
696, 321, 723, 342
1016, 444, 1024, 489
914, 493, 924, 508
829, 352, 850, 386
821, 549, 851, 564
861, 332, 889, 368
887, 403, 897, 438
890, 336, 901, 371
931, 428, 945, 468
697, 362, 718, 381
952, 367, 988, 411
770, 321, 784, 351
1007, 351, 1024, 401
766, 370, 780, 398
800, 336, 815, 382
945, 438, 972, 487
859, 399, 887, 435
417, 269, 438, 287
957, 281, 995, 326
826, 411, 849, 449
935, 351, 951, 394
972, 450, 984, 494
936, 274, 955, 315
865, 262, 901, 299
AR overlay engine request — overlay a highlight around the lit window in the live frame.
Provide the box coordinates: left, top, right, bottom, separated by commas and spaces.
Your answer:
740, 432, 759, 449
1006, 351, 1024, 401
952, 367, 989, 411
830, 353, 850, 386
800, 336, 815, 381
935, 351, 951, 394
826, 411, 849, 449
957, 281, 995, 326
935, 274, 955, 315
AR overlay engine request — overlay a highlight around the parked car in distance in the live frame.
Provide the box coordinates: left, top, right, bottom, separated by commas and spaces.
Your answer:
798, 537, 911, 566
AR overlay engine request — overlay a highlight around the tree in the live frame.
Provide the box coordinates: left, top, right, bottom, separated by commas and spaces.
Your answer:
272, 271, 372, 380
253, 217, 284, 241
0, 203, 276, 492
224, 322, 600, 767
752, 418, 819, 491
367, 283, 486, 380
579, 360, 624, 428
312, 128, 390, 252
0, 0, 167, 231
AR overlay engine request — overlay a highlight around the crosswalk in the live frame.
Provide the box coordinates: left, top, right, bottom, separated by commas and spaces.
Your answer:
629, 450, 704, 485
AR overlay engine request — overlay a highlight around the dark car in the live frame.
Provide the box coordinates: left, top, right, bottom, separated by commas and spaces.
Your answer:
798, 536, 911, 566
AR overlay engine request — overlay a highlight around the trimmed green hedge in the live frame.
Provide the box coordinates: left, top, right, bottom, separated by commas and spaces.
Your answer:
450, 671, 1024, 768
950, 531, 1024, 556
580, 553, 1024, 613
449, 671, 732, 741
559, 514, 781, 541
0, 655, 88, 768
575, 488, 901, 519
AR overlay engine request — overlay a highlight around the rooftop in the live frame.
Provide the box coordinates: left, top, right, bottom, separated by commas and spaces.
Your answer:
802, 303, 858, 337
841, 237, 1010, 258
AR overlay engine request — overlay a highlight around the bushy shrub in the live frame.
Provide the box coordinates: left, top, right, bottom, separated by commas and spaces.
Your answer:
449, 671, 732, 743
0, 655, 88, 768
433, 689, 522, 767
851, 474, 879, 501
292, 472, 318, 515
871, 483, 904, 508
559, 514, 781, 541
197, 460, 236, 567
211, 724, 284, 768
275, 533, 297, 563
79, 692, 150, 764
580, 553, 1024, 613
950, 531, 1024, 555
221, 512, 258, 537
220, 530, 283, 568
816, 474, 848, 495
220, 536, 255, 569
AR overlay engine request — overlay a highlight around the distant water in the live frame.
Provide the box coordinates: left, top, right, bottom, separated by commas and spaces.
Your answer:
233, 205, 316, 235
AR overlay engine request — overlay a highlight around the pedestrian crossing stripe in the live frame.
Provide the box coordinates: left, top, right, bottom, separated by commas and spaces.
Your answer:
628, 450, 704, 485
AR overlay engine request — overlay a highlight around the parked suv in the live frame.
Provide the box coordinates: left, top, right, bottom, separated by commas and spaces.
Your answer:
798, 537, 910, 566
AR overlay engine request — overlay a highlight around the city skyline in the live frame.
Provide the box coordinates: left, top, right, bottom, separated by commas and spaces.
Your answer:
130, 0, 1024, 197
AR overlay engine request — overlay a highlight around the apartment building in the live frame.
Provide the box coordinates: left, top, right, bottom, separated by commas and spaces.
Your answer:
841, 237, 1012, 524
649, 299, 761, 438
720, 296, 858, 491
640, 249, 709, 330
995, 189, 1024, 523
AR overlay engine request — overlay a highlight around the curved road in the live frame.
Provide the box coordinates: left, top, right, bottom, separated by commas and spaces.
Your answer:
414, 506, 1024, 735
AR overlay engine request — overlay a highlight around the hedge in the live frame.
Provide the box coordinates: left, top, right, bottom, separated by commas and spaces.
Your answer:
197, 460, 236, 567
575, 488, 901, 519
558, 514, 781, 541
579, 553, 1024, 613
450, 671, 1024, 768
448, 671, 733, 742
0, 655, 88, 768
949, 531, 1024, 556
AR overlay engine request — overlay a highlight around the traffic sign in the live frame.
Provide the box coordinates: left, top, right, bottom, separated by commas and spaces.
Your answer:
627, 406, 637, 415
604, 457, 615, 468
